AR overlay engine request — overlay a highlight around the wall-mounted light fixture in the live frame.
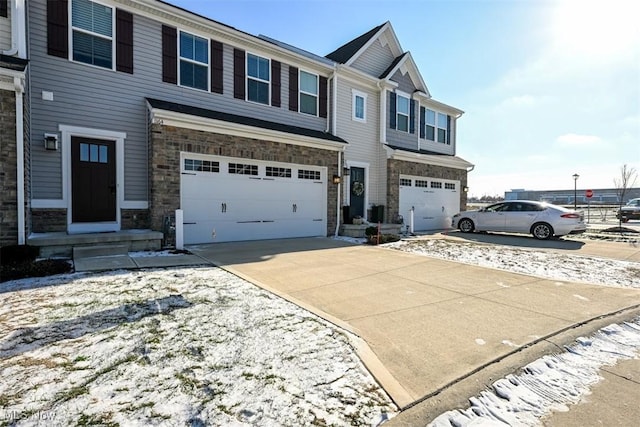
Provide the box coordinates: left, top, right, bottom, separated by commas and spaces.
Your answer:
463, 186, 469, 192
332, 175, 341, 184
44, 133, 59, 151
343, 167, 350, 176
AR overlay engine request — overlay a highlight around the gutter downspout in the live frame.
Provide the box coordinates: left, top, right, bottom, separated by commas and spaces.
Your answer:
14, 75, 25, 244
377, 80, 387, 144
327, 66, 338, 134
2, 0, 26, 57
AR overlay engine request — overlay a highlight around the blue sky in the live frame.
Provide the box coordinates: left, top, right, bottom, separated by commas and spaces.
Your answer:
169, 0, 640, 197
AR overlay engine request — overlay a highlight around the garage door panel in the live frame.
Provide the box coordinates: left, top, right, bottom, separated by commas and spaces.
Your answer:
399, 175, 460, 231
181, 155, 327, 244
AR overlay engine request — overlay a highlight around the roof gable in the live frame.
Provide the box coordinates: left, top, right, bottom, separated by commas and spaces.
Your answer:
381, 52, 430, 97
326, 22, 402, 66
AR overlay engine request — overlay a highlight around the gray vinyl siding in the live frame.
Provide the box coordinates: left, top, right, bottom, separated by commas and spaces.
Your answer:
350, 38, 396, 78
390, 69, 416, 94
335, 78, 386, 207
386, 91, 419, 151
28, 1, 328, 201
0, 6, 10, 51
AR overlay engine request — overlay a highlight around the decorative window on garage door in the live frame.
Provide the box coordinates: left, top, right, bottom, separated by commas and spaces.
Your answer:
430, 181, 442, 189
400, 178, 412, 186
229, 163, 258, 175
445, 183, 456, 190
184, 159, 219, 172
415, 180, 429, 188
298, 169, 321, 180
266, 166, 292, 178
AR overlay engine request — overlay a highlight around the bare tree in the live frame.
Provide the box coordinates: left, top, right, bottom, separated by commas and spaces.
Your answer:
614, 164, 638, 227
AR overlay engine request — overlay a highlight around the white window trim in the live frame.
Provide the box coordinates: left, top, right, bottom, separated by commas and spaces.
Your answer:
437, 112, 448, 144
246, 52, 271, 106
352, 89, 367, 122
424, 108, 436, 141
298, 69, 319, 116
396, 90, 410, 133
68, 0, 116, 71
178, 30, 211, 92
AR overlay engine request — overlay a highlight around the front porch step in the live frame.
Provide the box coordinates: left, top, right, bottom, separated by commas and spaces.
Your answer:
339, 223, 403, 238
28, 230, 163, 258
73, 244, 129, 260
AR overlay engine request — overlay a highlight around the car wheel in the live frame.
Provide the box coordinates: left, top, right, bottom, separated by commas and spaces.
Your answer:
532, 223, 553, 240
458, 218, 475, 233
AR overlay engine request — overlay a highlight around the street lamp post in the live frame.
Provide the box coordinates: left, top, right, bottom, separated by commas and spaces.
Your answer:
572, 173, 579, 210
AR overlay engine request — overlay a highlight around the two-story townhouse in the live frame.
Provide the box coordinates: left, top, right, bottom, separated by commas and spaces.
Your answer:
26, 0, 346, 246
0, 0, 28, 247
327, 22, 474, 231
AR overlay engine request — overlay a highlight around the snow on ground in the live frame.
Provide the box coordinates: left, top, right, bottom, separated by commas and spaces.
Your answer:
387, 238, 640, 289
429, 317, 640, 427
0, 267, 396, 426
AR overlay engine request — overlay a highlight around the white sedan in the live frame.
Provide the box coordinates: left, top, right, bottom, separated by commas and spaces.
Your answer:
452, 200, 586, 240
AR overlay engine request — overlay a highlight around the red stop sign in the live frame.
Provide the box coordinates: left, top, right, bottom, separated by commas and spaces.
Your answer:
585, 189, 593, 198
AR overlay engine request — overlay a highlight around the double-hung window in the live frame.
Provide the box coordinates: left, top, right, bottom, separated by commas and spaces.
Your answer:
299, 71, 318, 115
247, 53, 270, 105
179, 31, 208, 90
425, 109, 436, 141
352, 90, 367, 122
437, 112, 448, 143
396, 94, 410, 132
71, 0, 113, 69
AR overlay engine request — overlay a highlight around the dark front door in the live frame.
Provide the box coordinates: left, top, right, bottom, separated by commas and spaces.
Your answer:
349, 167, 365, 220
71, 137, 116, 222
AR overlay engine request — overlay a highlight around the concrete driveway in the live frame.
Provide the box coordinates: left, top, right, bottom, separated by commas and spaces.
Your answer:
188, 237, 640, 413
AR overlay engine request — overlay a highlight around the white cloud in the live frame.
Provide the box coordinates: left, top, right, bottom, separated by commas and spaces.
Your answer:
556, 133, 602, 146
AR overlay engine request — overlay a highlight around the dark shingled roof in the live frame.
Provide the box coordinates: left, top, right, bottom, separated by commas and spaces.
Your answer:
379, 52, 408, 79
147, 98, 348, 144
325, 23, 385, 63
386, 144, 454, 157
0, 54, 28, 72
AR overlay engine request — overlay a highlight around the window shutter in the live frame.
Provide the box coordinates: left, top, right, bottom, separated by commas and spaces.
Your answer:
1, 0, 7, 18
409, 100, 416, 134
116, 9, 133, 74
447, 115, 452, 145
233, 48, 245, 99
47, 0, 69, 59
419, 106, 426, 139
289, 66, 299, 112
161, 25, 177, 84
211, 40, 223, 94
319, 76, 328, 118
389, 92, 396, 129
271, 60, 281, 107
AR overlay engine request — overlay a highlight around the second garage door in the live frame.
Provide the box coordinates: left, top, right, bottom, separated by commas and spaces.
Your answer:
181, 154, 327, 244
399, 175, 460, 231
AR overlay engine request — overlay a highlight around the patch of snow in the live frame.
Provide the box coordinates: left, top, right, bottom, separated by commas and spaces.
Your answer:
429, 317, 640, 427
0, 267, 396, 425
332, 235, 366, 245
387, 239, 639, 289
129, 250, 185, 258
475, 339, 486, 346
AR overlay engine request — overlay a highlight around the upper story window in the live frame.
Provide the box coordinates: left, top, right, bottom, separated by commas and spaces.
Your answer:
71, 0, 113, 69
247, 53, 270, 105
179, 31, 209, 91
299, 70, 318, 116
424, 109, 449, 144
437, 112, 448, 143
396, 94, 410, 132
352, 90, 367, 122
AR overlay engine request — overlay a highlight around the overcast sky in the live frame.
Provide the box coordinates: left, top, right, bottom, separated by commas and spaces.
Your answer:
169, 0, 640, 197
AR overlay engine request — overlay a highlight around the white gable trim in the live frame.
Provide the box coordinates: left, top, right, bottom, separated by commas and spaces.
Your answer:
345, 22, 403, 67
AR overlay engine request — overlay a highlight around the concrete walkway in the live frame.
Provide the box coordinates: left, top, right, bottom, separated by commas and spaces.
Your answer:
188, 237, 640, 417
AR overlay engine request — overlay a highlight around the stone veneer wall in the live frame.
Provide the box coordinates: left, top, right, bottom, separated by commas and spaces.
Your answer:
0, 88, 17, 246
149, 123, 340, 237
31, 209, 67, 233
386, 159, 468, 222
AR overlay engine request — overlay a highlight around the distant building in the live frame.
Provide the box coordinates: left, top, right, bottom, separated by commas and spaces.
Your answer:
505, 188, 640, 205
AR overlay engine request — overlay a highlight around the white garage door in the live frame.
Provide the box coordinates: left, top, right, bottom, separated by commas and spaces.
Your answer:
399, 175, 460, 231
181, 154, 327, 244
